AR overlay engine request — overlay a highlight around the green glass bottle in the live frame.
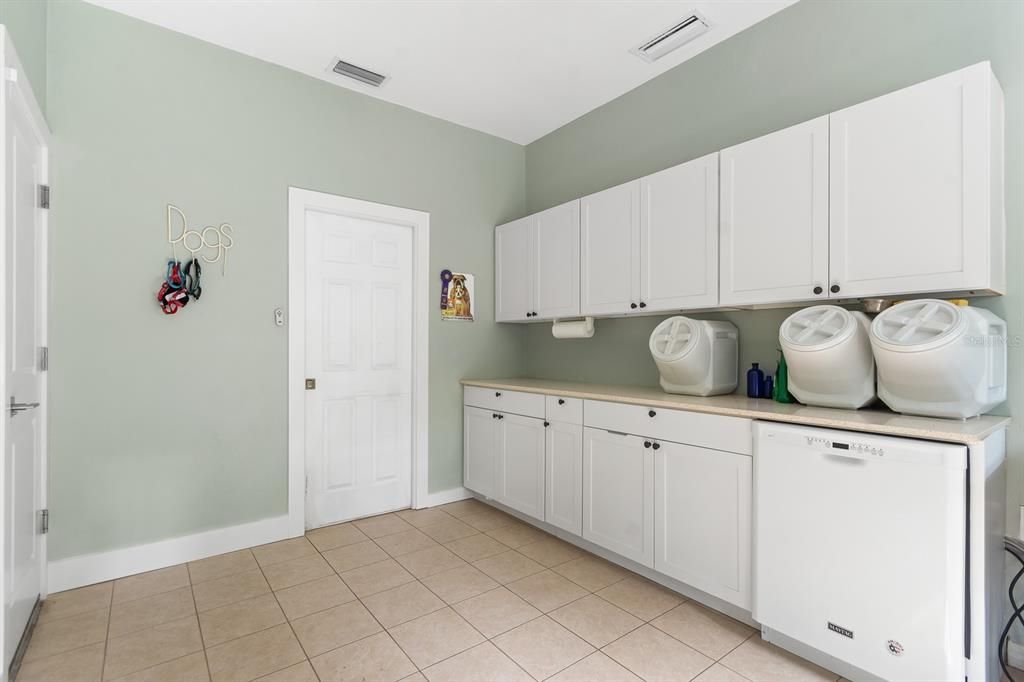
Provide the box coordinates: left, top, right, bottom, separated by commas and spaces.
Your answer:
773, 350, 793, 403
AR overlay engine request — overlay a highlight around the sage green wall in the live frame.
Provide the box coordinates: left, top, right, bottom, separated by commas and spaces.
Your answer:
0, 0, 46, 112
46, 1, 525, 560
522, 0, 1023, 527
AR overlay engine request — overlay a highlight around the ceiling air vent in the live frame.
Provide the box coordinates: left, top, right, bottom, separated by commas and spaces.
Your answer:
631, 12, 711, 62
329, 58, 388, 87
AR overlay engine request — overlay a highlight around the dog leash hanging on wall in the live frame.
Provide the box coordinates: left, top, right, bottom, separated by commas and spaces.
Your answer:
157, 204, 234, 315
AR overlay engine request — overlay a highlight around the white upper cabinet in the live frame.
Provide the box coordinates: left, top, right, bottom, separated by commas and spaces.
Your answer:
495, 217, 533, 322
829, 62, 1005, 298
534, 200, 581, 319
580, 180, 641, 316
640, 153, 720, 311
495, 201, 579, 322
720, 116, 830, 306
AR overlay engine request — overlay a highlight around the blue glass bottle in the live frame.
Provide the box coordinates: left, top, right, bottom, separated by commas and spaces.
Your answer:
746, 363, 765, 398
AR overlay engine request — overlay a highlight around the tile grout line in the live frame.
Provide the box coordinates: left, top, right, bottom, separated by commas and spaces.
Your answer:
254, 541, 321, 682
186, 566, 215, 682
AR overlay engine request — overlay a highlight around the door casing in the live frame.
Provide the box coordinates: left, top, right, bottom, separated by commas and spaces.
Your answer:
287, 187, 430, 532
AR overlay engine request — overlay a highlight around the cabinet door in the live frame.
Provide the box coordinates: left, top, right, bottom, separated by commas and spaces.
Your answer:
495, 217, 534, 322
640, 153, 719, 311
534, 200, 581, 320
582, 427, 654, 567
830, 64, 999, 298
720, 117, 829, 306
654, 442, 751, 609
463, 406, 498, 498
497, 413, 546, 521
580, 181, 641, 316
545, 421, 583, 536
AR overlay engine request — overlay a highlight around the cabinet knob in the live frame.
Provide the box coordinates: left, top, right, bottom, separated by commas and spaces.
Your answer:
830, 284, 841, 294
495, 392, 501, 397
544, 421, 550, 427
639, 302, 647, 308
492, 413, 498, 419
497, 414, 504, 420
652, 442, 661, 450
648, 410, 656, 418
630, 303, 638, 309
526, 312, 533, 317
557, 399, 565, 405
643, 441, 652, 448
813, 286, 823, 295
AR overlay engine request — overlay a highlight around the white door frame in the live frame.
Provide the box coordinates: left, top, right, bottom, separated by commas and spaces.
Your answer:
287, 187, 429, 533
0, 25, 51, 672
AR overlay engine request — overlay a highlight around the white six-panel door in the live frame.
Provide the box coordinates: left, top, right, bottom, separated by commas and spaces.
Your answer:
582, 427, 654, 567
580, 181, 640, 316
654, 442, 751, 609
495, 217, 533, 322
3, 33, 49, 669
720, 116, 829, 306
640, 153, 719, 312
829, 63, 999, 298
305, 209, 413, 527
545, 420, 583, 535
534, 200, 580, 320
497, 414, 545, 520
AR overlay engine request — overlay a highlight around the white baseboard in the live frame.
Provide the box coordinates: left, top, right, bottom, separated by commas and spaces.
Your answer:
48, 514, 297, 593
420, 486, 472, 508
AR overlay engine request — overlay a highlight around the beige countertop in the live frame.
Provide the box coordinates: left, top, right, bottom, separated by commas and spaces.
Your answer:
460, 378, 1010, 445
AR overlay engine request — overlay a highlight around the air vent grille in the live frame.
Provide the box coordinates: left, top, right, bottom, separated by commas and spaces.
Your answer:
331, 59, 388, 87
632, 12, 711, 62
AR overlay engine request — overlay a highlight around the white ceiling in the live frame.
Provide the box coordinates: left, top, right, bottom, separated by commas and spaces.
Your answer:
87, 0, 795, 144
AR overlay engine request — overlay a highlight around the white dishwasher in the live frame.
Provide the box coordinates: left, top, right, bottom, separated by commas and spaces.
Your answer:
754, 422, 992, 681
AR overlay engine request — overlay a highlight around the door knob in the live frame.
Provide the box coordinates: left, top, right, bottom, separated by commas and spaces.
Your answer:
10, 397, 40, 417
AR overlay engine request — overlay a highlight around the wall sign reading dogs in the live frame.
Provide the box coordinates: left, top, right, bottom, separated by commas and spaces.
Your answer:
166, 204, 235, 274
440, 270, 474, 322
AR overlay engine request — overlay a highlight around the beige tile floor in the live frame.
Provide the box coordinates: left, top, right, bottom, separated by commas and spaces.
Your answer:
19, 500, 842, 682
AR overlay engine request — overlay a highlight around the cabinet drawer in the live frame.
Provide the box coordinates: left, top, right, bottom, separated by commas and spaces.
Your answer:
464, 387, 545, 419
583, 400, 752, 455
546, 396, 583, 424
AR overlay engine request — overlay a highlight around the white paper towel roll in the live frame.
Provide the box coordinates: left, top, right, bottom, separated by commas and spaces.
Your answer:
551, 317, 595, 339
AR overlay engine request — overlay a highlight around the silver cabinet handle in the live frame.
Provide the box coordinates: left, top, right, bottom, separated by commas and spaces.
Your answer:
9, 397, 40, 416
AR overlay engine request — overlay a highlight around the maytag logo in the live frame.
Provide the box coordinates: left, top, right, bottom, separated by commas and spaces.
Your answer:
828, 622, 854, 639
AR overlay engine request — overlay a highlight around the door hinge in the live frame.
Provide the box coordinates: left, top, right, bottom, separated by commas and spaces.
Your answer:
39, 509, 49, 534
38, 347, 48, 372
305, 378, 316, 390
38, 185, 50, 210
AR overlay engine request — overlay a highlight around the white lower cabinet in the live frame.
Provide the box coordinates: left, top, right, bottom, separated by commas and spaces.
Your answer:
463, 406, 498, 499
497, 413, 546, 521
582, 427, 655, 567
654, 441, 752, 609
545, 420, 583, 535
464, 390, 753, 610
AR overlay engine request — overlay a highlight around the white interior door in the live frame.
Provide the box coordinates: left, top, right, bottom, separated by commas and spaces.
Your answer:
305, 208, 413, 527
2, 34, 49, 673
